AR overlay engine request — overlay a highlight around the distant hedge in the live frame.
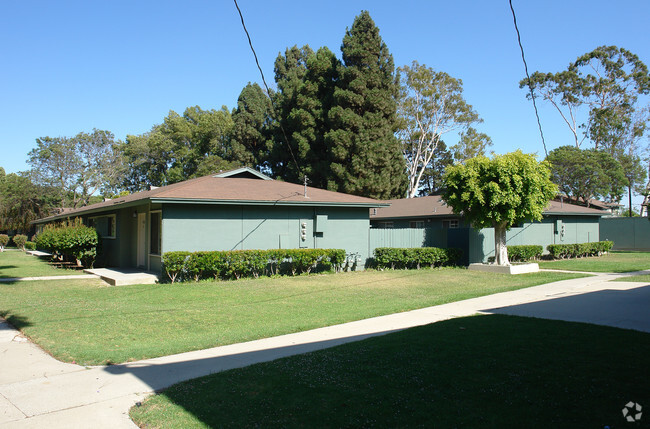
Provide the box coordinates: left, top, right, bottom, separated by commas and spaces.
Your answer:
372, 247, 462, 270
35, 219, 98, 268
546, 241, 613, 259
162, 248, 348, 283
507, 245, 543, 262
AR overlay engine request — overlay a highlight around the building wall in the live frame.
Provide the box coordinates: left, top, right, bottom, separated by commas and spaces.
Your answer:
162, 204, 371, 269
369, 215, 601, 264
600, 217, 650, 250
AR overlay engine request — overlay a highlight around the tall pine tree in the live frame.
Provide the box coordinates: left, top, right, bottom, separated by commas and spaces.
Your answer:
325, 11, 406, 199
230, 82, 273, 170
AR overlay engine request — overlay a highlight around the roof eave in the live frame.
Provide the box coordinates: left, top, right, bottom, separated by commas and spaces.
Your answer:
150, 197, 389, 208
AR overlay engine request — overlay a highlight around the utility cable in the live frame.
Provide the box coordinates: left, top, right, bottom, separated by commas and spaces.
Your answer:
232, 0, 303, 178
509, 0, 548, 157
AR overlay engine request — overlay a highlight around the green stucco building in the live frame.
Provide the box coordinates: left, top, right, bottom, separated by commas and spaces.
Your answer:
34, 168, 386, 273
369, 195, 606, 264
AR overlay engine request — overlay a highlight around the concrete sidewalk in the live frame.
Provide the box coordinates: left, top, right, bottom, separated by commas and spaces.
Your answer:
1, 272, 649, 428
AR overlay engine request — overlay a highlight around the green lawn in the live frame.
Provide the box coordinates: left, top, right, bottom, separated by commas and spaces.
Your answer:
130, 314, 650, 429
538, 251, 650, 272
0, 269, 584, 365
0, 250, 84, 278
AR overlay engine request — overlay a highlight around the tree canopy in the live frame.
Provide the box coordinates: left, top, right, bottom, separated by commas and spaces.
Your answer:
324, 11, 407, 199
397, 61, 481, 198
545, 145, 626, 206
443, 151, 557, 266
27, 129, 124, 208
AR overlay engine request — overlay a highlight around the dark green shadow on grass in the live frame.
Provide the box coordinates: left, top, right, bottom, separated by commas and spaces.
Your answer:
130, 314, 650, 429
0, 312, 32, 330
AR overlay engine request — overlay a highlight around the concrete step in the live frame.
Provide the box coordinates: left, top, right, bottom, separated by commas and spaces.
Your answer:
84, 268, 159, 286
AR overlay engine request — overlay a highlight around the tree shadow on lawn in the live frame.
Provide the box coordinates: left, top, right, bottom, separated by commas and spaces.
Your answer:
126, 314, 650, 428
0, 265, 19, 278
0, 313, 33, 331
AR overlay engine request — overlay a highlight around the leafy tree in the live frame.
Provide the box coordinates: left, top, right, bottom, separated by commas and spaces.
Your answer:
0, 172, 57, 233
523, 46, 650, 152
418, 141, 453, 196
451, 127, 493, 163
546, 146, 626, 206
122, 106, 237, 190
397, 61, 480, 198
618, 153, 647, 217
443, 151, 557, 266
28, 129, 124, 208
230, 83, 273, 170
324, 11, 406, 199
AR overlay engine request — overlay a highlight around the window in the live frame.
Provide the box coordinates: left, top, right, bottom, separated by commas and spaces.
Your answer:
443, 219, 459, 229
150, 212, 162, 255
89, 214, 116, 238
377, 221, 394, 229
409, 221, 425, 228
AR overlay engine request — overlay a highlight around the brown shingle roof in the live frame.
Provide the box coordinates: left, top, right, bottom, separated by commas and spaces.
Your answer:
35, 173, 386, 223
370, 195, 608, 220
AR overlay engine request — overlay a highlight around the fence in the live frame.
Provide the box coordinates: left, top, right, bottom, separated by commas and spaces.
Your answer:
600, 217, 650, 251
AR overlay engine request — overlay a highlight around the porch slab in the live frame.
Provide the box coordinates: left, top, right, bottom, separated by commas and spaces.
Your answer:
84, 268, 159, 286
468, 263, 540, 275
25, 250, 52, 257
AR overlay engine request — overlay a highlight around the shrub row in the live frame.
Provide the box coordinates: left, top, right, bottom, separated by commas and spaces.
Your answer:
546, 241, 613, 259
372, 247, 462, 270
507, 245, 543, 262
162, 248, 348, 283
35, 219, 99, 267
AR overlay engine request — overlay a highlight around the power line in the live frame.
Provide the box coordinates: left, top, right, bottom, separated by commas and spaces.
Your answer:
509, 0, 548, 157
232, 0, 302, 178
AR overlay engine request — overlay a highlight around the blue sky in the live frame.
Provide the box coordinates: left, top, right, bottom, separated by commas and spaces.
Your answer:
2, 0, 649, 181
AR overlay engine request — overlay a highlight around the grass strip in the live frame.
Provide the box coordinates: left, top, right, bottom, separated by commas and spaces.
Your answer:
130, 314, 650, 429
538, 251, 650, 273
0, 250, 85, 278
0, 269, 583, 365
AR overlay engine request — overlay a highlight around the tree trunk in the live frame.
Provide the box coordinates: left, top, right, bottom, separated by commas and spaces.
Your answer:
494, 221, 510, 266
629, 185, 633, 217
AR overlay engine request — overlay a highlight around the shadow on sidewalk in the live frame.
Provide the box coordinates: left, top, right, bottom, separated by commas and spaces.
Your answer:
482, 284, 650, 333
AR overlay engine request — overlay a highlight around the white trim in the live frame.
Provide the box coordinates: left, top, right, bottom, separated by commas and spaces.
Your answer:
89, 214, 116, 239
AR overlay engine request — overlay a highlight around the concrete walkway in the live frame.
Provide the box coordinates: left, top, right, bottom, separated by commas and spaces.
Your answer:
1, 271, 649, 428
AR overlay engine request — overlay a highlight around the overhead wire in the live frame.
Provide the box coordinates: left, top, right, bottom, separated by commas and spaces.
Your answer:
232, 0, 303, 178
509, 0, 548, 157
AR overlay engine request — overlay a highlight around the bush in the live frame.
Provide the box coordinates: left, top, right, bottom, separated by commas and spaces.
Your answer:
546, 241, 614, 259
12, 234, 28, 251
507, 245, 543, 262
0, 234, 9, 251
34, 219, 99, 267
24, 241, 37, 251
161, 248, 347, 283
373, 247, 462, 270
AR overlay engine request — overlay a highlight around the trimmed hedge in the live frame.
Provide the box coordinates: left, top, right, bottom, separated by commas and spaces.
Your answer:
35, 219, 99, 268
162, 248, 348, 283
12, 234, 28, 251
507, 245, 543, 262
546, 241, 614, 259
373, 247, 462, 270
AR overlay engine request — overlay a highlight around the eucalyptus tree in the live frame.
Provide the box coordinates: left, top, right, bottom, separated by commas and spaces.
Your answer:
397, 61, 481, 198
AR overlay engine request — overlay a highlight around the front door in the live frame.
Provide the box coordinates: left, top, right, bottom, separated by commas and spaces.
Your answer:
137, 212, 146, 268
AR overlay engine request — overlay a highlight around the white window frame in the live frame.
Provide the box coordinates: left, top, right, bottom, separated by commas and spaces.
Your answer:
410, 220, 425, 228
